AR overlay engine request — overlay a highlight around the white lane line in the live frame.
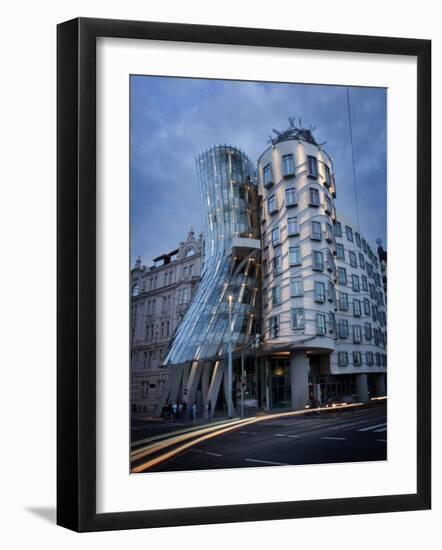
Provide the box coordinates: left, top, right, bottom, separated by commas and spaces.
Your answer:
240, 431, 249, 434
245, 458, 288, 466
250, 432, 258, 435
377, 439, 387, 442
274, 434, 286, 437
357, 423, 387, 432
288, 435, 299, 438
205, 451, 223, 457
320, 436, 347, 440
373, 427, 387, 433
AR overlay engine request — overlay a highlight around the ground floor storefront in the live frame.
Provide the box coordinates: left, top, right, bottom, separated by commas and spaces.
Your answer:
153, 351, 387, 419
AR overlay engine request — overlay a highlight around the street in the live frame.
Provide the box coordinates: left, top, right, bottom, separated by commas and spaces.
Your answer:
131, 401, 386, 473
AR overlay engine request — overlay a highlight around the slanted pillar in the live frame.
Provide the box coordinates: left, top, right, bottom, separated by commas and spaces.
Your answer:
375, 373, 386, 397
185, 361, 203, 404
204, 361, 225, 420
290, 351, 309, 410
201, 361, 211, 402
356, 373, 369, 403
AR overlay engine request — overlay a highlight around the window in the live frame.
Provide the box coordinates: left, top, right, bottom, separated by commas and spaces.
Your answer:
263, 259, 268, 277
327, 250, 334, 272
289, 246, 301, 266
324, 164, 331, 187
339, 292, 348, 311
349, 251, 357, 268
285, 187, 297, 207
312, 250, 324, 271
358, 253, 365, 270
326, 281, 334, 303
309, 186, 320, 206
307, 155, 318, 178
337, 266, 347, 285
366, 352, 374, 366
361, 275, 368, 291
329, 311, 335, 334
131, 283, 139, 296
352, 274, 360, 292
314, 281, 326, 303
316, 313, 326, 335
292, 307, 305, 330
311, 220, 322, 240
365, 322, 372, 340
353, 324, 362, 343
272, 285, 281, 307
334, 221, 342, 237
326, 223, 333, 242
290, 276, 303, 297
269, 316, 279, 339
376, 353, 381, 366
364, 298, 371, 315
271, 226, 280, 247
263, 163, 273, 187
272, 255, 282, 275
353, 299, 361, 317
263, 288, 268, 308
345, 225, 354, 242
268, 194, 277, 214
325, 195, 332, 214
355, 232, 361, 248
287, 216, 299, 236
338, 351, 348, 366
353, 352, 362, 366
282, 154, 295, 176
336, 243, 345, 260
382, 354, 387, 367
362, 238, 367, 252
374, 329, 379, 346
338, 319, 349, 338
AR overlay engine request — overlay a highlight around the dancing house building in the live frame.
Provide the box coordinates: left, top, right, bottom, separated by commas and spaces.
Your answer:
149, 122, 387, 418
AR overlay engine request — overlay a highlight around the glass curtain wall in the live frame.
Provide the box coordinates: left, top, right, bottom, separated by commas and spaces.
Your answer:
163, 145, 261, 366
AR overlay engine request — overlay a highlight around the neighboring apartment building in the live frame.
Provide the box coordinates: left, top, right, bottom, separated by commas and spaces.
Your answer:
130, 229, 203, 414
153, 121, 387, 417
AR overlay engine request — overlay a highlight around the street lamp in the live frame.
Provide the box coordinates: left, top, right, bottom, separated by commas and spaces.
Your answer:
227, 294, 233, 418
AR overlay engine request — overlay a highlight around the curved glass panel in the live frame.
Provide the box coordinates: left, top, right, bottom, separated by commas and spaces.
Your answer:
163, 145, 261, 366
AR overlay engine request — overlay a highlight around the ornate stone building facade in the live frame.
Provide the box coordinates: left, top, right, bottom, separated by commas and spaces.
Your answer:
130, 229, 203, 414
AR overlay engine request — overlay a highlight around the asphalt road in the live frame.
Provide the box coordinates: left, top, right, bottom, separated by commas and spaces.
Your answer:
133, 402, 387, 472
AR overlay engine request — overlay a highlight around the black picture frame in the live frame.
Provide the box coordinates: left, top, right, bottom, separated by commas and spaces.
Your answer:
57, 17, 431, 532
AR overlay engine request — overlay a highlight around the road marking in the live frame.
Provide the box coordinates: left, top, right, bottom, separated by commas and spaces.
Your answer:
320, 436, 347, 440
205, 452, 222, 457
274, 434, 286, 437
240, 431, 249, 434
288, 435, 299, 438
357, 423, 387, 432
377, 439, 387, 442
373, 427, 387, 433
250, 432, 258, 435
245, 458, 288, 466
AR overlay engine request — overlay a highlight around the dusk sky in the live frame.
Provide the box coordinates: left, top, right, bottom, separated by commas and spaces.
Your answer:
130, 76, 386, 266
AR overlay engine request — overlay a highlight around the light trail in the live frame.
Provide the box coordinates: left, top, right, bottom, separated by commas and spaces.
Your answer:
131, 402, 366, 473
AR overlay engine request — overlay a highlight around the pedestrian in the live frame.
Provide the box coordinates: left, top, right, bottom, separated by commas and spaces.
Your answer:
207, 399, 212, 422
182, 400, 187, 422
192, 401, 197, 423
178, 400, 183, 421
171, 401, 177, 422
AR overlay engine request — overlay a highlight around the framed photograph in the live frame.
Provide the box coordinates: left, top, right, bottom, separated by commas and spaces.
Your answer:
57, 17, 431, 532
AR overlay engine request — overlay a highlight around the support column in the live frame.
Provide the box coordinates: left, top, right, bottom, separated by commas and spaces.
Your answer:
201, 362, 211, 402
185, 361, 203, 404
204, 361, 225, 420
289, 351, 309, 410
375, 373, 386, 397
356, 373, 369, 403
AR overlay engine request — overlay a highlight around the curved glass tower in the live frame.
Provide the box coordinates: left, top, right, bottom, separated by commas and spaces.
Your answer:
157, 145, 261, 416
165, 145, 261, 365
